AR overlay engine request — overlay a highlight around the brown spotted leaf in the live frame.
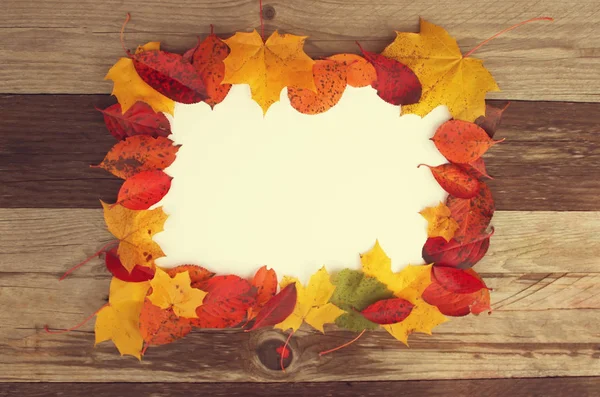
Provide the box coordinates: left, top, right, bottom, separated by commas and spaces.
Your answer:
475, 102, 510, 138
165, 265, 215, 289
288, 59, 348, 114
432, 120, 504, 164
446, 183, 495, 243
98, 102, 171, 141
419, 163, 479, 198
327, 53, 376, 87
139, 299, 193, 349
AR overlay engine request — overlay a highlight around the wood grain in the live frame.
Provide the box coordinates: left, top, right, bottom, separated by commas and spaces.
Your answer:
2, 378, 600, 397
2, 96, 599, 211
1, 1, 598, 100
0, 208, 599, 381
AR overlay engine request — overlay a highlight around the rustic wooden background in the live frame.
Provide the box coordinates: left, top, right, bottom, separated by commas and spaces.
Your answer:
1, 0, 599, 395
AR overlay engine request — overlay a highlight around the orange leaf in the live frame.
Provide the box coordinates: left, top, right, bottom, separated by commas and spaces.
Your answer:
457, 157, 493, 180
446, 184, 495, 244
165, 265, 214, 289
419, 163, 479, 199
432, 120, 503, 164
288, 60, 348, 114
247, 266, 277, 321
139, 299, 193, 348
327, 54, 376, 87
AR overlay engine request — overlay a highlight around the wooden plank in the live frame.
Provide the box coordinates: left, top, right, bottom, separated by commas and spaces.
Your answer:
0, 208, 599, 381
2, 378, 600, 397
2, 96, 599, 211
0, 0, 598, 100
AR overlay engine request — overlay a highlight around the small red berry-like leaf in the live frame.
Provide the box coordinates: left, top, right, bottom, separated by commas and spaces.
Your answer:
432, 266, 487, 294
419, 163, 479, 199
360, 298, 414, 325
98, 102, 171, 141
245, 283, 297, 331
115, 170, 172, 210
139, 299, 193, 349
132, 50, 208, 104
457, 157, 493, 180
357, 43, 421, 106
475, 102, 510, 138
422, 228, 494, 269
276, 344, 291, 359
422, 269, 491, 316
432, 120, 504, 164
446, 183, 495, 244
105, 248, 155, 282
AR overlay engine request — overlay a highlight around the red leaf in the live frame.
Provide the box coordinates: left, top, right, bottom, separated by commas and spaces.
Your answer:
419, 163, 479, 199
358, 45, 421, 106
360, 298, 414, 325
115, 170, 172, 210
432, 120, 504, 164
446, 183, 495, 243
105, 248, 155, 282
245, 283, 297, 331
139, 299, 193, 347
98, 102, 171, 141
247, 266, 277, 321
185, 34, 232, 107
475, 103, 510, 138
457, 157, 492, 180
133, 51, 208, 104
422, 228, 494, 269
422, 269, 491, 317
165, 265, 214, 289
432, 266, 486, 293
94, 135, 179, 179
191, 275, 256, 329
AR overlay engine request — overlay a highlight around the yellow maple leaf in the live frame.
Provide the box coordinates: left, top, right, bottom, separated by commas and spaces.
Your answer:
147, 268, 207, 318
275, 267, 345, 332
420, 202, 459, 242
361, 241, 447, 344
101, 201, 167, 272
381, 19, 499, 122
95, 277, 150, 359
222, 30, 316, 114
105, 42, 175, 115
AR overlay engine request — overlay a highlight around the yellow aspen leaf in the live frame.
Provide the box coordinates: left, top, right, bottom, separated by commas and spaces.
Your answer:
222, 30, 316, 114
101, 201, 167, 272
381, 19, 499, 122
95, 277, 150, 359
360, 241, 447, 344
147, 268, 207, 318
275, 267, 345, 333
420, 202, 459, 242
105, 42, 175, 115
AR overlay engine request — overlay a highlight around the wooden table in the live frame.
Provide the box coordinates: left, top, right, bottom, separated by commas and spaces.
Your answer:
1, 0, 599, 395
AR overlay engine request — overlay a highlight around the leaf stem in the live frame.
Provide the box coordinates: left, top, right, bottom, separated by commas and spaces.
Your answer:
464, 17, 553, 58
319, 329, 366, 356
280, 330, 294, 372
44, 303, 109, 334
59, 240, 119, 281
120, 12, 131, 57
259, 0, 265, 41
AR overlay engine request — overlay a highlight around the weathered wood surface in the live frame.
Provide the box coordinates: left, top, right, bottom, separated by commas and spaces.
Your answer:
1, 1, 599, 101
2, 96, 599, 211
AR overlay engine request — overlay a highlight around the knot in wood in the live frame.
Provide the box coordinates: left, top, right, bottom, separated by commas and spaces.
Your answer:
256, 338, 293, 371
262, 5, 276, 20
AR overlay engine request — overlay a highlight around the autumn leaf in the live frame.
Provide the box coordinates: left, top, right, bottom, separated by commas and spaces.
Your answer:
185, 34, 232, 107
165, 265, 214, 289
148, 268, 207, 318
114, 170, 172, 210
382, 18, 499, 121
419, 202, 459, 242
275, 267, 345, 333
94, 135, 179, 179
105, 248, 155, 282
132, 50, 208, 104
191, 275, 256, 328
423, 269, 491, 316
288, 60, 348, 114
432, 266, 487, 294
358, 44, 421, 106
98, 102, 171, 141
95, 277, 150, 359
361, 298, 414, 325
457, 157, 492, 180
422, 228, 494, 269
105, 42, 175, 115
247, 266, 277, 321
330, 269, 393, 332
222, 30, 315, 113
245, 283, 297, 331
419, 163, 479, 199
139, 299, 193, 348
446, 183, 495, 243
475, 102, 510, 138
102, 201, 167, 272
432, 120, 503, 164
327, 54, 376, 87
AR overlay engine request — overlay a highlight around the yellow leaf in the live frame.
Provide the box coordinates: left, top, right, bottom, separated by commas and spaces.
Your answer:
101, 201, 167, 272
147, 268, 207, 318
420, 202, 459, 242
223, 30, 316, 114
382, 19, 499, 122
360, 241, 447, 344
95, 278, 150, 359
275, 267, 345, 332
105, 42, 175, 115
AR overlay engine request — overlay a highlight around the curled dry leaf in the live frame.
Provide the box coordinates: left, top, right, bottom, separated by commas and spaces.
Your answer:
95, 136, 179, 179
115, 170, 172, 210
288, 59, 348, 114
360, 298, 414, 325
422, 228, 494, 269
247, 266, 278, 321
139, 299, 193, 349
422, 269, 491, 316
457, 157, 492, 180
432, 266, 487, 294
147, 268, 207, 318
419, 163, 479, 199
245, 283, 297, 331
419, 202, 459, 242
166, 265, 214, 289
133, 50, 208, 104
446, 183, 495, 243
98, 102, 171, 141
432, 120, 504, 164
327, 53, 376, 87
475, 102, 510, 138
105, 248, 155, 282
